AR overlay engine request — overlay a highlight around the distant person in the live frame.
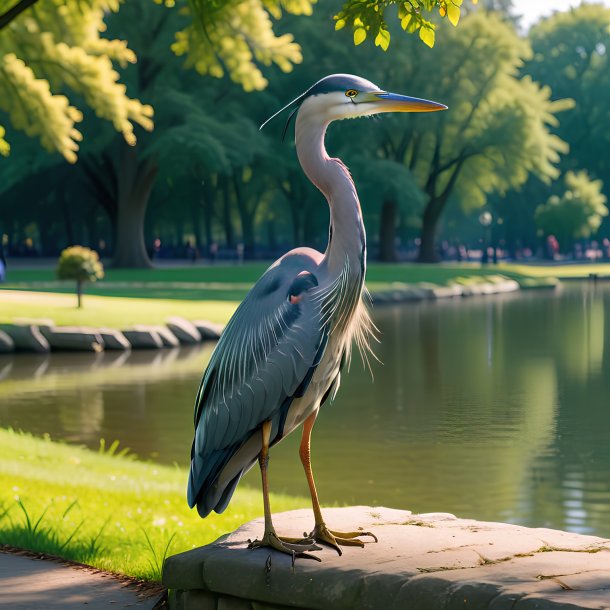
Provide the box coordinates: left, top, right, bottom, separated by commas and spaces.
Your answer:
209, 242, 218, 264
151, 237, 161, 260
0, 245, 5, 283
546, 235, 559, 260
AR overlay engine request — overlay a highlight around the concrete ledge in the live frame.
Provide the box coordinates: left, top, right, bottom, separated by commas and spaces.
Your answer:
163, 506, 610, 610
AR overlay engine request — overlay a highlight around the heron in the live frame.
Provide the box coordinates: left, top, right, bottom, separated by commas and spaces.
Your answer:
188, 74, 446, 561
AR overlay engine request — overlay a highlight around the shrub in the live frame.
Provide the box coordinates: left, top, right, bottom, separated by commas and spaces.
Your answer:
56, 246, 104, 308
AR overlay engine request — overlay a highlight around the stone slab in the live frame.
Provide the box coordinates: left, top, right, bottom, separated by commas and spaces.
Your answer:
97, 328, 132, 350
0, 324, 50, 353
163, 506, 610, 610
192, 320, 223, 341
0, 552, 162, 609
0, 328, 15, 353
122, 329, 164, 349
40, 326, 104, 352
166, 317, 201, 345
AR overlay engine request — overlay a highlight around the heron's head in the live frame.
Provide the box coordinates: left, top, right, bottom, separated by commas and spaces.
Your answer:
261, 73, 447, 136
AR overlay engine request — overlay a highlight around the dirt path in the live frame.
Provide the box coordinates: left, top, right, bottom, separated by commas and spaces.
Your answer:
0, 552, 166, 609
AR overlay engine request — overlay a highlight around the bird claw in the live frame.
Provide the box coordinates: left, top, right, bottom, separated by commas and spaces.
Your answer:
248, 529, 322, 563
307, 522, 378, 555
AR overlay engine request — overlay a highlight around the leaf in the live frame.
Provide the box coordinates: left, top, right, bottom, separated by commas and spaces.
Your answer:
354, 27, 367, 45
447, 3, 460, 27
419, 25, 435, 48
335, 18, 346, 31
375, 28, 391, 51
439, 5, 446, 17
401, 13, 413, 30
0, 126, 9, 157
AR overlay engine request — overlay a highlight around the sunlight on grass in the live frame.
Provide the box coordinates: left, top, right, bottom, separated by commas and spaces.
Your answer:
0, 428, 306, 581
0, 291, 237, 327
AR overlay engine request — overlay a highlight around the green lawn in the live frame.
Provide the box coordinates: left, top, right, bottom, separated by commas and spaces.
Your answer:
1, 261, 607, 328
0, 428, 306, 580
0, 291, 238, 327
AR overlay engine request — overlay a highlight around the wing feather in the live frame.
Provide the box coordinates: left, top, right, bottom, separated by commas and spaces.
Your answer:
188, 251, 327, 516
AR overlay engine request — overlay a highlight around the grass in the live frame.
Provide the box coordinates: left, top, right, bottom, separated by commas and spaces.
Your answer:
1, 261, 607, 328
0, 428, 306, 581
0, 291, 237, 327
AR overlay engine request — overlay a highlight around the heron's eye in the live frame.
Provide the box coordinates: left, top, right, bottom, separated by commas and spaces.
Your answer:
345, 89, 358, 98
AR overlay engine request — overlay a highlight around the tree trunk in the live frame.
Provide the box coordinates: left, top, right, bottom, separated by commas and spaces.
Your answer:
112, 144, 158, 268
232, 176, 256, 258
221, 177, 234, 249
418, 203, 442, 263
76, 279, 83, 309
202, 177, 215, 256
379, 199, 398, 262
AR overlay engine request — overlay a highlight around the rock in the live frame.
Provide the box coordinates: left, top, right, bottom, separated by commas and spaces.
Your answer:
0, 324, 50, 353
97, 328, 132, 350
192, 320, 223, 341
163, 506, 610, 610
0, 329, 15, 353
122, 328, 164, 349
133, 325, 180, 348
166, 316, 201, 345
40, 327, 104, 352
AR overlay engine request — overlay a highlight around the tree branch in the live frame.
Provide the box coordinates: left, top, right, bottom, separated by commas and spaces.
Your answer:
0, 0, 38, 30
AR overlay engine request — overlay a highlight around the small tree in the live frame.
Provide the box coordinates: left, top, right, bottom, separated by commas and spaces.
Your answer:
535, 171, 608, 254
57, 246, 104, 308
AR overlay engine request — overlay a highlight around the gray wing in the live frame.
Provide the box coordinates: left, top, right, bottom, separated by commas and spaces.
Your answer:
188, 250, 328, 517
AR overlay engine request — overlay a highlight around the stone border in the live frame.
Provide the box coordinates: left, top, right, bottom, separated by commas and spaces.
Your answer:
0, 317, 222, 354
163, 506, 610, 610
372, 274, 558, 305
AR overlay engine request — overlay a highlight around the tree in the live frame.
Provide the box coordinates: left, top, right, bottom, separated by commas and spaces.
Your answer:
0, 0, 465, 163
56, 245, 104, 308
370, 11, 569, 261
0, 0, 154, 161
0, 0, 312, 161
535, 170, 608, 253
526, 4, 610, 235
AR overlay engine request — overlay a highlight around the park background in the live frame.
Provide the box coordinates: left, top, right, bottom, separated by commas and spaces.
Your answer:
1, 0, 610, 585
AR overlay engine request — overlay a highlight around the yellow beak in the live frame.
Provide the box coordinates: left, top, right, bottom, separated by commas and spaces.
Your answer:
370, 91, 447, 113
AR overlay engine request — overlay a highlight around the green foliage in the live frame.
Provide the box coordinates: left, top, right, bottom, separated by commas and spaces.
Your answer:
0, 0, 154, 162
56, 245, 104, 306
526, 4, 610, 200
535, 171, 608, 251
175, 0, 315, 91
335, 0, 477, 49
56, 246, 104, 283
0, 0, 312, 161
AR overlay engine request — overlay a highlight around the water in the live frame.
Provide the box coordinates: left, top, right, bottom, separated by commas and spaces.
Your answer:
1, 282, 609, 537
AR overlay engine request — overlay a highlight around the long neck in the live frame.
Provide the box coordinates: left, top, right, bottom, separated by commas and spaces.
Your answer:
295, 112, 366, 278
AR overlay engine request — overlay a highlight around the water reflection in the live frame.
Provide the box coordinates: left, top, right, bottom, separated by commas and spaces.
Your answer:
1, 283, 609, 537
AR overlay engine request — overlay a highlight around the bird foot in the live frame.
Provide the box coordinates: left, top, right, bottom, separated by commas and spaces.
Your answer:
248, 529, 322, 564
307, 522, 378, 556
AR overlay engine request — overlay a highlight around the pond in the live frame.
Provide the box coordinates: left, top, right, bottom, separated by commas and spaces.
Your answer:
1, 282, 609, 538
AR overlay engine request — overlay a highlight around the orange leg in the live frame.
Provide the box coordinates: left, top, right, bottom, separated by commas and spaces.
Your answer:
299, 411, 378, 555
248, 420, 321, 562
